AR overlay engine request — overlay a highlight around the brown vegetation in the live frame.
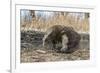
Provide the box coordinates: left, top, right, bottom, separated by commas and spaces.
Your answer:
21, 12, 89, 32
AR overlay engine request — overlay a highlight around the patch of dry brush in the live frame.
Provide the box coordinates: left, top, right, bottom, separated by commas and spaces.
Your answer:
21, 14, 89, 32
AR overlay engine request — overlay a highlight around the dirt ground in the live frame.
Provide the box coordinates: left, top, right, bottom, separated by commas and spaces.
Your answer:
20, 31, 89, 63
21, 47, 89, 63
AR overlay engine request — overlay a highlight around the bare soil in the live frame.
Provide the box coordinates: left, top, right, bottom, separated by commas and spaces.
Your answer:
21, 48, 89, 63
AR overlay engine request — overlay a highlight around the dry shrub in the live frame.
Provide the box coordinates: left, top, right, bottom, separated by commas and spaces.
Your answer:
21, 14, 89, 32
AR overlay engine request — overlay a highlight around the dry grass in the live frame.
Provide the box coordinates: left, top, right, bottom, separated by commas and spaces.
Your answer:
21, 13, 89, 32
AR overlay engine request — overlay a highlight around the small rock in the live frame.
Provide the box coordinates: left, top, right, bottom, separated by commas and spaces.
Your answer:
36, 50, 46, 54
